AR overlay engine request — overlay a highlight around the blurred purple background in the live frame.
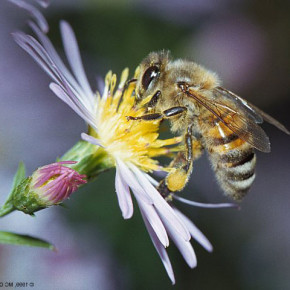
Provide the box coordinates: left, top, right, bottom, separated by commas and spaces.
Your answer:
0, 0, 289, 289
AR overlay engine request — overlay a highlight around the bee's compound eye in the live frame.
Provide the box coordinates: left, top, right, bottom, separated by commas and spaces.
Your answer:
142, 65, 159, 91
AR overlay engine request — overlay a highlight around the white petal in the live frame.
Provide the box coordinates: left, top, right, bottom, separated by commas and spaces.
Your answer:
28, 21, 90, 107
135, 195, 169, 247
162, 216, 197, 268
60, 21, 94, 101
96, 76, 105, 95
9, 0, 48, 33
171, 234, 197, 268
49, 83, 97, 129
116, 160, 152, 205
14, 20, 98, 120
13, 33, 61, 84
140, 210, 175, 285
81, 133, 103, 147
13, 32, 98, 130
35, 0, 49, 8
131, 165, 191, 242
174, 195, 239, 209
115, 165, 133, 219
173, 208, 213, 253
144, 173, 159, 187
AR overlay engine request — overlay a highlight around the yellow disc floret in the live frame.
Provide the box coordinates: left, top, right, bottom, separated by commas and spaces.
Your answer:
92, 68, 182, 172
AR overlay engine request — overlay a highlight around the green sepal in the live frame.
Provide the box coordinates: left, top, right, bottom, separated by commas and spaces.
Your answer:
60, 139, 114, 180
12, 161, 26, 190
0, 176, 46, 217
0, 231, 55, 250
12, 177, 47, 215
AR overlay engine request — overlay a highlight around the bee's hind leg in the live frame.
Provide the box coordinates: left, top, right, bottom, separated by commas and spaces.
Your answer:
158, 125, 203, 201
127, 109, 202, 200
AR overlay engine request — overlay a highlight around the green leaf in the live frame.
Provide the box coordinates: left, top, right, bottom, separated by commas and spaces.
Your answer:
12, 162, 26, 190
0, 231, 55, 250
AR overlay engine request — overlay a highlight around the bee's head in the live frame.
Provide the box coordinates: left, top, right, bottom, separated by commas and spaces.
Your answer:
135, 50, 170, 101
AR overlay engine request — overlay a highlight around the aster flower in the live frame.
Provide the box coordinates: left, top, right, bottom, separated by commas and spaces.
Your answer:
0, 161, 87, 216
10, 1, 237, 283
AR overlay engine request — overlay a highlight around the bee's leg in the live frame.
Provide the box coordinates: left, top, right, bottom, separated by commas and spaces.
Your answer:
127, 106, 187, 121
147, 90, 161, 109
164, 107, 187, 117
158, 151, 189, 200
127, 113, 163, 121
117, 78, 137, 111
158, 126, 203, 200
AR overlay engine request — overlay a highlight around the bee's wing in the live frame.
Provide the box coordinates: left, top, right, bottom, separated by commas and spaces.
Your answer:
215, 87, 290, 134
185, 87, 271, 152
214, 87, 263, 123
244, 101, 290, 134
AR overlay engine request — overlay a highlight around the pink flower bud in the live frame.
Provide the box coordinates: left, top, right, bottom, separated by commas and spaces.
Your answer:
31, 161, 87, 205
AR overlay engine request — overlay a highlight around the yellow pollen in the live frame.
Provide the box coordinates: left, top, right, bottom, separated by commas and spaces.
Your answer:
91, 68, 181, 172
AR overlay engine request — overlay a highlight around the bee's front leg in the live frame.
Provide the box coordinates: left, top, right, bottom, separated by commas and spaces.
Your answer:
158, 126, 203, 201
147, 90, 161, 109
127, 106, 187, 121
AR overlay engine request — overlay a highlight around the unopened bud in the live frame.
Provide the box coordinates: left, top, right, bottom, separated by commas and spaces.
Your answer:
0, 161, 87, 216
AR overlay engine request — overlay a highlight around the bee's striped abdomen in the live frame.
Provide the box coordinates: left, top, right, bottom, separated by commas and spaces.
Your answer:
203, 120, 256, 200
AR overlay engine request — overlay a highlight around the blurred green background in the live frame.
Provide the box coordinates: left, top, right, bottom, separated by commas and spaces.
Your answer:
0, 0, 290, 289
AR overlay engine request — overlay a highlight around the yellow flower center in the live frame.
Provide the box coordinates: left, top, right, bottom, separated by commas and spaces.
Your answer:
91, 68, 182, 172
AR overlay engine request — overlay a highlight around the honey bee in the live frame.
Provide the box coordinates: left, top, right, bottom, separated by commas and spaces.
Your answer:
128, 50, 289, 200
